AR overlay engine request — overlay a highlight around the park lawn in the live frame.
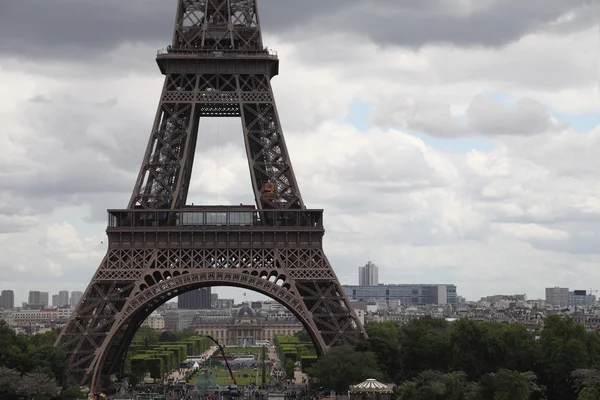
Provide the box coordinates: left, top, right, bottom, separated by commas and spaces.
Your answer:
216, 347, 265, 356
189, 367, 270, 387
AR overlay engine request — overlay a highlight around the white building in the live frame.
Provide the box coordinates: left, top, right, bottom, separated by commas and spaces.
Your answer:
141, 312, 165, 330
358, 261, 379, 286
3, 307, 73, 326
546, 287, 569, 306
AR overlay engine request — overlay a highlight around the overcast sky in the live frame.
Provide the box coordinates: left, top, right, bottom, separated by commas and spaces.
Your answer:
1, 0, 600, 304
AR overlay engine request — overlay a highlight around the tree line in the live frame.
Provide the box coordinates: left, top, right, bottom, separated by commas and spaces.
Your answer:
0, 320, 86, 399
308, 316, 600, 400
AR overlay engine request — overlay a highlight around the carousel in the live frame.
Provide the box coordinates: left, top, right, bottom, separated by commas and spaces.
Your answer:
349, 378, 393, 400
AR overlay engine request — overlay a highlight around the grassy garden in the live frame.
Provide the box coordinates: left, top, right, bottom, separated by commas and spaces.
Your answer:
274, 334, 317, 378
189, 367, 271, 386
189, 345, 272, 386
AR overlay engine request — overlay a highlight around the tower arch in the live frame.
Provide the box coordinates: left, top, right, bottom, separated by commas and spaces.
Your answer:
55, 0, 366, 390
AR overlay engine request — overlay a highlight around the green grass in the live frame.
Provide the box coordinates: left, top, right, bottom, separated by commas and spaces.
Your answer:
189, 367, 270, 387
216, 347, 264, 356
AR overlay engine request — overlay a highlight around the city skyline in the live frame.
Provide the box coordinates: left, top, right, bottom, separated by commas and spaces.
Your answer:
1, 1, 600, 302
5, 281, 598, 307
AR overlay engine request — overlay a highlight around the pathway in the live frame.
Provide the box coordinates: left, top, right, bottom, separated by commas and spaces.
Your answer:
166, 345, 218, 382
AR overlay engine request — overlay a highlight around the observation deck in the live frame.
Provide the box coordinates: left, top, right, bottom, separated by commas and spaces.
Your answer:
106, 207, 324, 249
156, 48, 279, 77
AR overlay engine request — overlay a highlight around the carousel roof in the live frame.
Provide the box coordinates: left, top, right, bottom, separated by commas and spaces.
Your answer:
350, 379, 392, 393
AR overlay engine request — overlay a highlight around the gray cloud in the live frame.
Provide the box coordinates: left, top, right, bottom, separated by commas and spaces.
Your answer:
2, 0, 600, 302
0, 0, 596, 62
265, 0, 597, 48
374, 93, 564, 138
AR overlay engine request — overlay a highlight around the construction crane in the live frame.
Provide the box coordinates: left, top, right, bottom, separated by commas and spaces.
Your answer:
205, 335, 237, 385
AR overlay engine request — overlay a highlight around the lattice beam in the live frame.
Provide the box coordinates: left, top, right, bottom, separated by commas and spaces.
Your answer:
57, 0, 366, 391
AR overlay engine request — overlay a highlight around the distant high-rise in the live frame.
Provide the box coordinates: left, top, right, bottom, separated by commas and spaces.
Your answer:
178, 288, 211, 310
28, 291, 41, 305
58, 290, 69, 307
70, 291, 83, 307
545, 287, 569, 306
40, 292, 49, 307
52, 294, 61, 307
358, 261, 379, 286
1, 290, 14, 309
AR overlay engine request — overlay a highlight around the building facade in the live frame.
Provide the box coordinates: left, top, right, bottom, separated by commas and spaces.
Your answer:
164, 310, 199, 331
343, 284, 457, 305
1, 290, 15, 309
213, 298, 235, 309
193, 305, 302, 346
141, 312, 166, 330
569, 290, 596, 309
28, 291, 42, 306
40, 292, 49, 307
58, 291, 69, 307
70, 291, 83, 307
3, 307, 73, 326
358, 261, 379, 286
178, 288, 212, 310
545, 287, 569, 306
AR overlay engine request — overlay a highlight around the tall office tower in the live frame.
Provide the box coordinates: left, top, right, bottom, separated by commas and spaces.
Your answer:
58, 290, 69, 307
40, 292, 49, 307
178, 288, 212, 310
545, 287, 569, 306
70, 291, 83, 307
28, 291, 41, 305
199, 287, 211, 309
358, 261, 379, 286
1, 290, 14, 309
52, 294, 61, 307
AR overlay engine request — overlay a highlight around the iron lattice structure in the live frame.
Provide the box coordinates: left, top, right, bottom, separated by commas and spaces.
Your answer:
56, 0, 366, 390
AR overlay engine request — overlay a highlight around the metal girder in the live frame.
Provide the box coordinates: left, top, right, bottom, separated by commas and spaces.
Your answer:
173, 0, 262, 51
128, 71, 303, 210
56, 0, 366, 391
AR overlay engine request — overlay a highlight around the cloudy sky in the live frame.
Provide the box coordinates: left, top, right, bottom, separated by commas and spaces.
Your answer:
1, 0, 600, 304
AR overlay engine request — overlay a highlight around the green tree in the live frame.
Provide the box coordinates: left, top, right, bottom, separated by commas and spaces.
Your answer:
294, 330, 312, 343
0, 320, 68, 392
396, 370, 470, 400
358, 335, 402, 382
132, 327, 160, 348
0, 366, 20, 398
451, 320, 507, 380
539, 316, 591, 399
573, 369, 600, 394
399, 317, 452, 380
17, 372, 59, 400
159, 330, 178, 343
284, 359, 295, 380
366, 321, 399, 347
579, 387, 600, 400
358, 321, 402, 381
308, 346, 383, 393
175, 328, 197, 341
492, 369, 530, 400
521, 371, 546, 400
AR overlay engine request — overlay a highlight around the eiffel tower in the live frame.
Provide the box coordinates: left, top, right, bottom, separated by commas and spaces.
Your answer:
56, 0, 366, 389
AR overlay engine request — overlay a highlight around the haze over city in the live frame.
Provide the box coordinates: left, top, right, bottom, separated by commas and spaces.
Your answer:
2, 0, 600, 303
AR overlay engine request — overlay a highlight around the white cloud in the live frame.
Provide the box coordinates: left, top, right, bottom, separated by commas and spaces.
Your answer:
1, 3, 600, 305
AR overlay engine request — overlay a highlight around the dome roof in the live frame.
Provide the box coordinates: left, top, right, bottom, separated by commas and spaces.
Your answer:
237, 305, 256, 318
350, 379, 392, 393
